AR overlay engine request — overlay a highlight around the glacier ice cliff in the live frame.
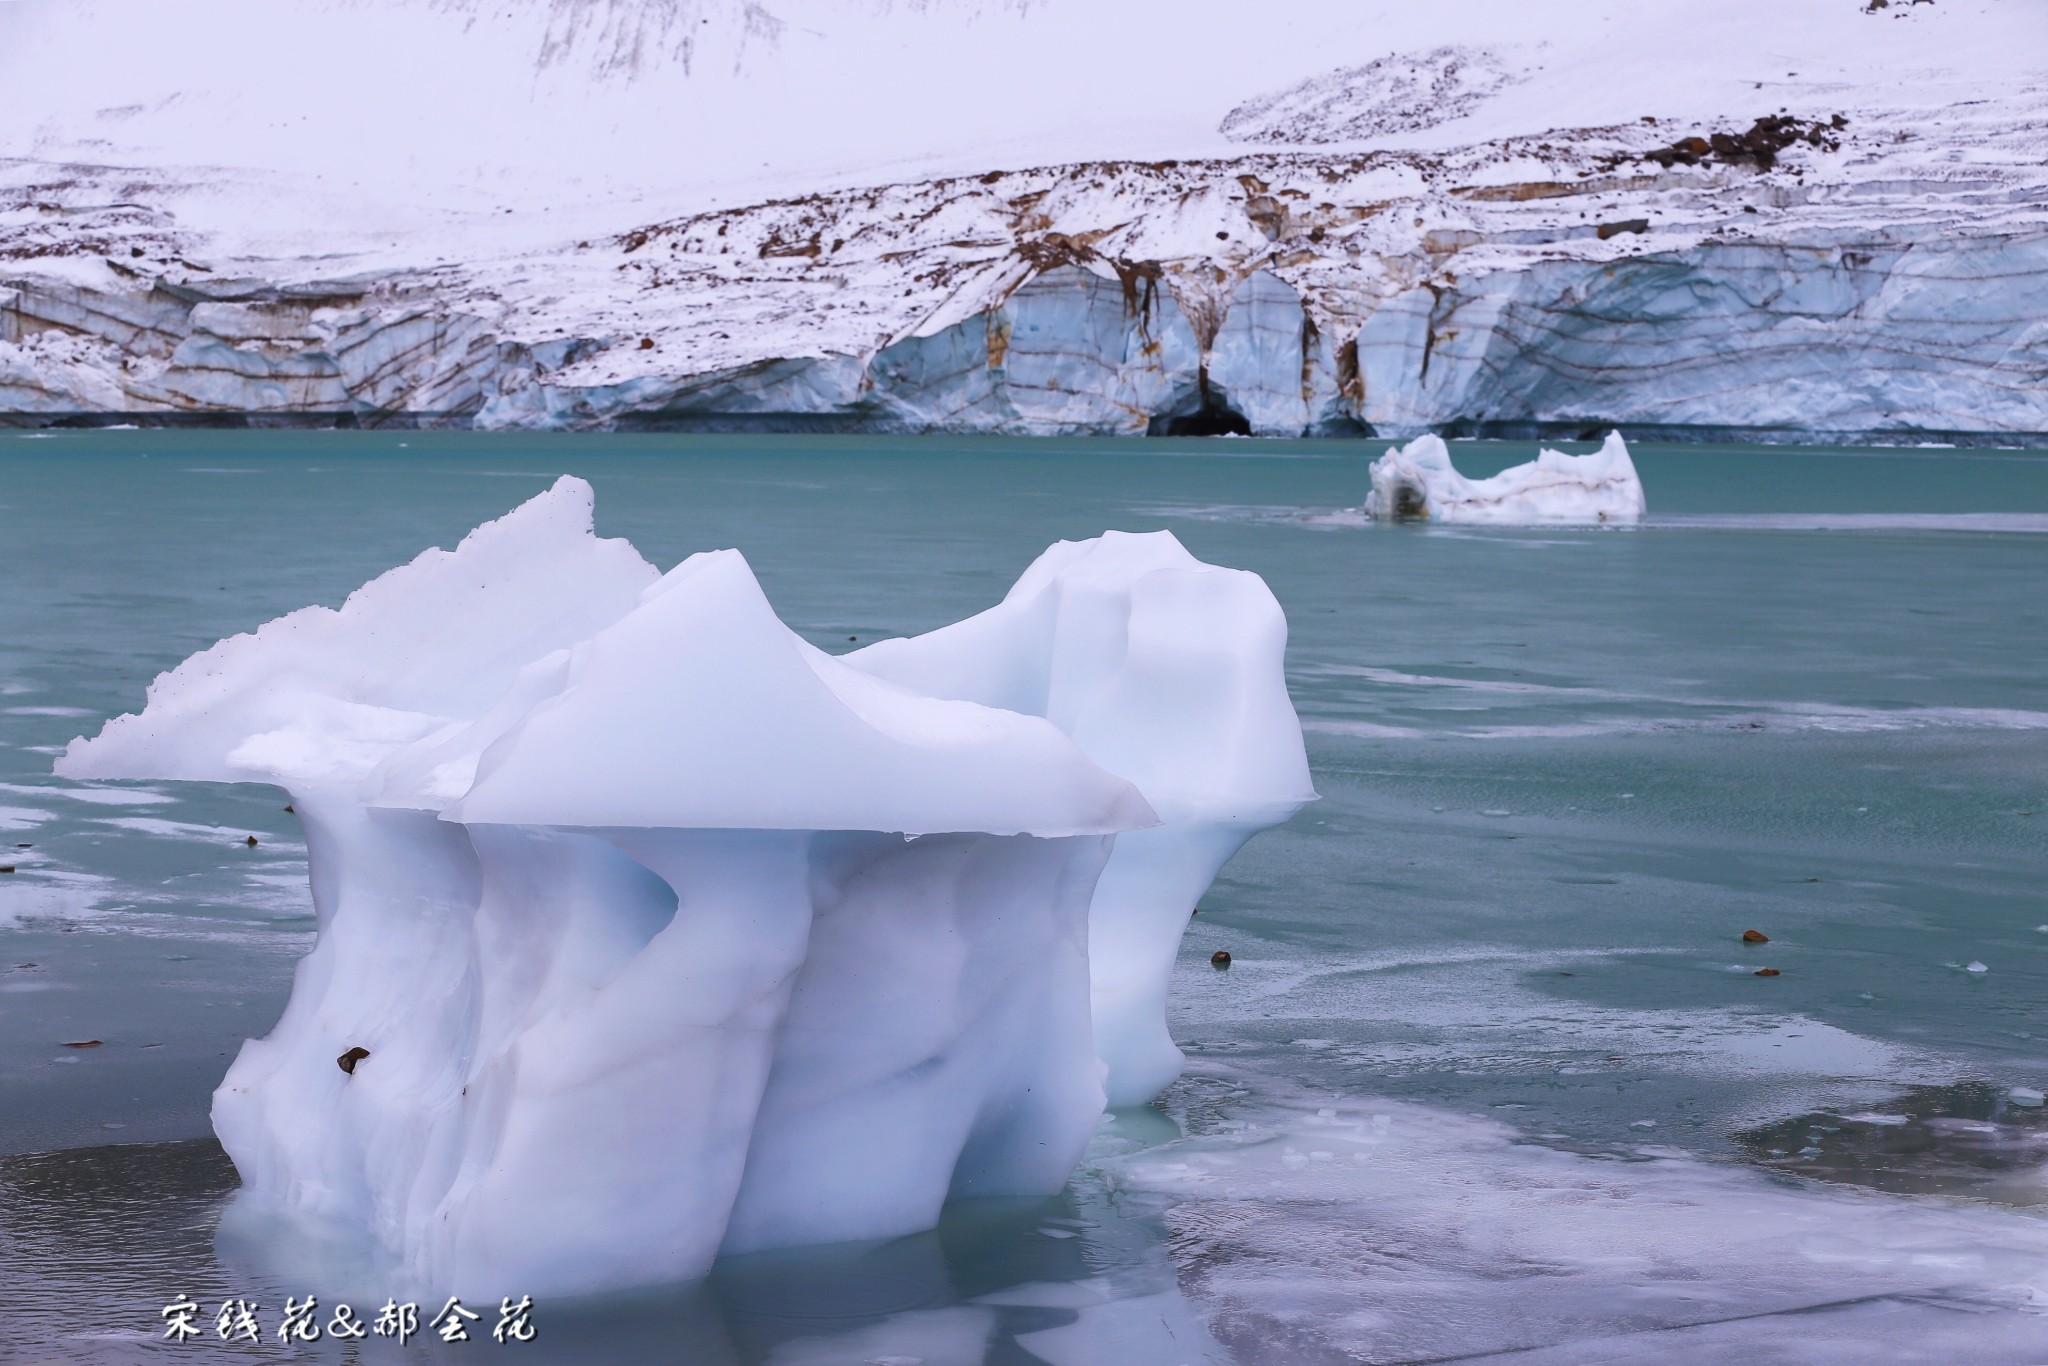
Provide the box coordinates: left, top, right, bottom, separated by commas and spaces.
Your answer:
3, 0, 2045, 441
6, 228, 2043, 443
1365, 431, 1645, 525
56, 479, 1310, 1296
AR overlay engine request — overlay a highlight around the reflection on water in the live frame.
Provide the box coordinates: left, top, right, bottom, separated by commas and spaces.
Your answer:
0, 1140, 264, 1360
0, 1114, 1217, 1365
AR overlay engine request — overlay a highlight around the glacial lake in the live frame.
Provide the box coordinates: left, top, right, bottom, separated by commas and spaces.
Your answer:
2, 430, 2046, 1363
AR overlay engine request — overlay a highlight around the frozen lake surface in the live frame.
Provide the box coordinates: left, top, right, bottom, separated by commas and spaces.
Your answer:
3, 432, 2046, 1363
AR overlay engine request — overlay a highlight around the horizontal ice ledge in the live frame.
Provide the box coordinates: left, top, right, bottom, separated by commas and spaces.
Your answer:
58, 478, 1313, 1297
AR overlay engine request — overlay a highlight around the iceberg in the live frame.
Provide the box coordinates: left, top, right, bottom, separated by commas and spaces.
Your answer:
57, 478, 1309, 1297
1363, 431, 1646, 525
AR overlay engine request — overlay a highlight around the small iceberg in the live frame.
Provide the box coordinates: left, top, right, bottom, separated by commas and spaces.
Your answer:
1363, 432, 1646, 525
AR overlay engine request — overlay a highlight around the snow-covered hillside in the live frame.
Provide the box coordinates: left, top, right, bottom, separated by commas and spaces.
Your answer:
2, 0, 2044, 436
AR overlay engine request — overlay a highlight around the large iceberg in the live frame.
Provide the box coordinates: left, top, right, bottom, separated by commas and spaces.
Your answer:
1364, 431, 1647, 525
57, 478, 1310, 1297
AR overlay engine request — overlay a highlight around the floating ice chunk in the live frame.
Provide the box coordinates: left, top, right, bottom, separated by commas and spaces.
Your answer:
846, 529, 1315, 1104
1966, 960, 1989, 974
1363, 431, 1646, 525
2009, 1088, 2045, 1108
57, 485, 1306, 1300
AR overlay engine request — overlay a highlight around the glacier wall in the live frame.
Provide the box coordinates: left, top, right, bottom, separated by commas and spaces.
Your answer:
57, 479, 1311, 1297
5, 231, 2045, 441
1353, 233, 2048, 442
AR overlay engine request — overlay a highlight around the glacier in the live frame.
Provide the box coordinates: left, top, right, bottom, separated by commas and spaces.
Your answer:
1364, 431, 1645, 525
55, 478, 1310, 1296
2, 1, 2044, 440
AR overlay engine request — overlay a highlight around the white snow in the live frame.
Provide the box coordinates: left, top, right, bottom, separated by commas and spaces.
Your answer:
55, 479, 1308, 1296
1364, 431, 1646, 525
2, 0, 2035, 253
3, 1, 2044, 435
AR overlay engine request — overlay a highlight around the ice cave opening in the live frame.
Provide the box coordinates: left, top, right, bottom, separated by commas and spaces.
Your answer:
1146, 389, 1252, 438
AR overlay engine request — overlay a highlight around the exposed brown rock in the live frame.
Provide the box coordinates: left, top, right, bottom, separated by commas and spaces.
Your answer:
1645, 115, 1844, 172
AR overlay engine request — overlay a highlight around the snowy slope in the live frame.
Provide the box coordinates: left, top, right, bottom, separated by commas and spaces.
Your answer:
2, 0, 2044, 435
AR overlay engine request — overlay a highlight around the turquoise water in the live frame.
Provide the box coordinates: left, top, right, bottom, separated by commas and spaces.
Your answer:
2, 431, 2045, 1362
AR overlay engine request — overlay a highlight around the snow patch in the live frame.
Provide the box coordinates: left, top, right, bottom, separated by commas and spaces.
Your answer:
1221, 46, 1516, 145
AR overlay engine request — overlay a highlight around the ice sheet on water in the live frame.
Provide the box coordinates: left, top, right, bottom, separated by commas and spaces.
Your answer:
1651, 512, 2048, 533
1304, 702, 2048, 742
0, 805, 54, 832
1116, 1073, 2048, 1363
0, 781, 173, 806
0, 881, 104, 931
